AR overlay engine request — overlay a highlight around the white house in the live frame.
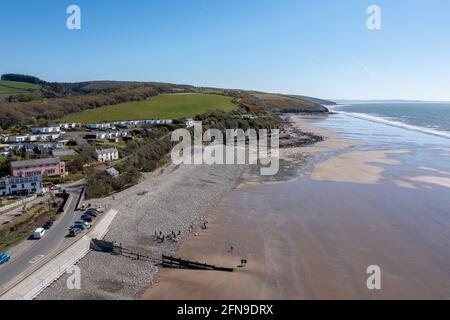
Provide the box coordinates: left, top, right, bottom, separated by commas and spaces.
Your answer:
94, 148, 119, 162
0, 175, 43, 197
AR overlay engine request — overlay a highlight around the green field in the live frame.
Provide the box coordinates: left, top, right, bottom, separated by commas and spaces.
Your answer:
61, 93, 237, 123
0, 80, 40, 95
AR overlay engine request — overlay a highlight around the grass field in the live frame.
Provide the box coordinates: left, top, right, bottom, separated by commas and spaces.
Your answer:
0, 80, 40, 95
61, 93, 237, 123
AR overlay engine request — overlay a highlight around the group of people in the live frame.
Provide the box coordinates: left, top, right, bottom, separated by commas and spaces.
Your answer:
154, 230, 181, 243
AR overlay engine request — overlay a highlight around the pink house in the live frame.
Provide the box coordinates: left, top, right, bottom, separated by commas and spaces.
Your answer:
10, 158, 67, 177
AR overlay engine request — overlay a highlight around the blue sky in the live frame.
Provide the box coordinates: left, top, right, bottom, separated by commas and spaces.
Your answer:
1, 0, 449, 101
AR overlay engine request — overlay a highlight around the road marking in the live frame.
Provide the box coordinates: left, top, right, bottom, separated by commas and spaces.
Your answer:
29, 255, 45, 264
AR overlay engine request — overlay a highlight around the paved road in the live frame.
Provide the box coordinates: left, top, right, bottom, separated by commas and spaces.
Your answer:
0, 184, 84, 291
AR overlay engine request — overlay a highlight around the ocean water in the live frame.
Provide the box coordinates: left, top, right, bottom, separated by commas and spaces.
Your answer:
331, 103, 450, 139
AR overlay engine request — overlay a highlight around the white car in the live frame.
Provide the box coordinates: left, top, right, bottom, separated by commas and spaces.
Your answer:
33, 228, 46, 239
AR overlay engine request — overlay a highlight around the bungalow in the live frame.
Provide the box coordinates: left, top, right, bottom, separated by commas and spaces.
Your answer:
7, 135, 32, 143
7, 133, 64, 143
86, 123, 112, 130
8, 141, 66, 152
31, 126, 61, 134
85, 131, 128, 141
39, 133, 65, 141
94, 148, 119, 163
59, 123, 81, 130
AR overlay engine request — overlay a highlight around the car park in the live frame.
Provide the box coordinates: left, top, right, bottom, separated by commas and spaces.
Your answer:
0, 252, 11, 265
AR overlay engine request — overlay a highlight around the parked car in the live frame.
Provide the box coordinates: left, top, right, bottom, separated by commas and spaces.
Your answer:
73, 220, 90, 229
43, 219, 54, 230
83, 211, 97, 218
69, 224, 85, 231
33, 228, 46, 239
0, 252, 11, 265
80, 215, 93, 223
68, 227, 82, 237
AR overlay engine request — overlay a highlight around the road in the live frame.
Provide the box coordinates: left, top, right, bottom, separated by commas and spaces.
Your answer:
0, 183, 84, 291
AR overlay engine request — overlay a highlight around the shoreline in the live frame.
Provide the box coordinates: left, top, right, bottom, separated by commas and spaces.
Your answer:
140, 114, 360, 300
141, 113, 450, 300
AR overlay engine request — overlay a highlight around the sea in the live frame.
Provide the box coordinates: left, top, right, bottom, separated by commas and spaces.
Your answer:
330, 102, 450, 139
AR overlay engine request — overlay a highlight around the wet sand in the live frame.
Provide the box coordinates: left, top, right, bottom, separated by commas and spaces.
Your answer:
142, 115, 450, 300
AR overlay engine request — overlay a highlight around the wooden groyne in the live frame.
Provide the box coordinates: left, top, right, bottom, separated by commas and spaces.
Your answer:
162, 255, 234, 272
92, 239, 233, 272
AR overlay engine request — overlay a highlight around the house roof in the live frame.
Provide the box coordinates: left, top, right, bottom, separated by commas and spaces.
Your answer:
106, 167, 119, 176
11, 157, 61, 169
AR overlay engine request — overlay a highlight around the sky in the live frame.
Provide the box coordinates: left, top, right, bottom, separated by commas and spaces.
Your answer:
1, 0, 449, 101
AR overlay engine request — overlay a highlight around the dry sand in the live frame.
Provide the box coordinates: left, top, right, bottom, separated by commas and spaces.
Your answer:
310, 150, 408, 184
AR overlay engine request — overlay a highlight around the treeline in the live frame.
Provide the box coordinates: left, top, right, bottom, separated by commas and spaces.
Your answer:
1, 74, 44, 84
239, 94, 328, 114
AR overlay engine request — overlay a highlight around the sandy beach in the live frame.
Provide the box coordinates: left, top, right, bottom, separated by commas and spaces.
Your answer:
142, 114, 450, 300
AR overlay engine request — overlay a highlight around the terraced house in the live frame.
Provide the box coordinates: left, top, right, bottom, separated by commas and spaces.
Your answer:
10, 158, 67, 177
0, 175, 43, 197
95, 148, 119, 162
